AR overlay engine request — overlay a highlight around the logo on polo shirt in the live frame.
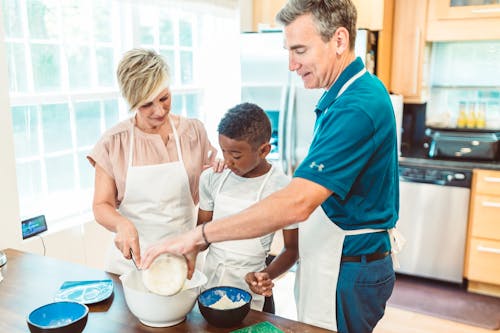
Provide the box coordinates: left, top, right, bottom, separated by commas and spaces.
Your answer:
310, 161, 325, 172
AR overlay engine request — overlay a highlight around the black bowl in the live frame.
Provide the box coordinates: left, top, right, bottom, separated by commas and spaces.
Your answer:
27, 301, 88, 333
197, 286, 252, 328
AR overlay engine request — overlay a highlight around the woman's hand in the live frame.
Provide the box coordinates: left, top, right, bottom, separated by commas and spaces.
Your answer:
245, 271, 274, 297
114, 219, 141, 265
204, 157, 225, 173
203, 150, 225, 173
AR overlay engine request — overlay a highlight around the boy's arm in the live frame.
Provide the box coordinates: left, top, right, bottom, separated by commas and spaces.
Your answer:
261, 228, 298, 279
197, 209, 213, 226
245, 228, 298, 296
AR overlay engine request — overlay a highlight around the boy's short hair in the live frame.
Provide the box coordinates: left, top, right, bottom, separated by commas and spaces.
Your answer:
218, 103, 271, 149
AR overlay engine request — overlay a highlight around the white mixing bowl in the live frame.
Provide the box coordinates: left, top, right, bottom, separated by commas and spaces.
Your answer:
120, 269, 207, 327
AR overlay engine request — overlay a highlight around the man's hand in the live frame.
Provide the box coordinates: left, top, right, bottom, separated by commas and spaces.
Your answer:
140, 228, 202, 279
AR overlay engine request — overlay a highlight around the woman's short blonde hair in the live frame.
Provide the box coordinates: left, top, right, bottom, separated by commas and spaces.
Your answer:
116, 48, 170, 111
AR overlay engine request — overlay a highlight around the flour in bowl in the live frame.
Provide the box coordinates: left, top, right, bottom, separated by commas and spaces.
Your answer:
210, 294, 247, 310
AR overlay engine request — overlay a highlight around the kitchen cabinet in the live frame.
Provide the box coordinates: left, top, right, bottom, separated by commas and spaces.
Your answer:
251, 0, 286, 31
390, 0, 429, 103
352, 0, 385, 30
465, 169, 500, 297
427, 0, 500, 41
250, 0, 385, 32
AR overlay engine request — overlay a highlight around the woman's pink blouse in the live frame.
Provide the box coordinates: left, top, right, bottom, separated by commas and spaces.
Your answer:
87, 116, 217, 206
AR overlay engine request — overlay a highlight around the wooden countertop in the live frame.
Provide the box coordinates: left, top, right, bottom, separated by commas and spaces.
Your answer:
0, 249, 333, 333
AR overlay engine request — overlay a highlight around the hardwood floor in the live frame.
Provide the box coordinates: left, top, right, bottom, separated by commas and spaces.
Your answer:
272, 271, 500, 333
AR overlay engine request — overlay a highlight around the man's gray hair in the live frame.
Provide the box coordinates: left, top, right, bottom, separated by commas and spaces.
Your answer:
276, 0, 357, 49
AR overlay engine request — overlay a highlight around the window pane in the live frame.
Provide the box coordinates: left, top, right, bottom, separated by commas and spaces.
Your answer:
172, 94, 183, 115
104, 99, 119, 129
75, 101, 101, 147
180, 51, 193, 84
45, 154, 75, 193
67, 46, 91, 89
61, 1, 90, 43
27, 0, 59, 39
185, 93, 200, 119
16, 160, 43, 211
12, 105, 40, 158
93, 0, 112, 42
179, 20, 192, 47
41, 103, 72, 152
159, 18, 174, 45
7, 42, 28, 92
96, 47, 114, 86
139, 7, 155, 45
160, 49, 175, 83
78, 150, 93, 189
1, 0, 23, 38
31, 44, 61, 91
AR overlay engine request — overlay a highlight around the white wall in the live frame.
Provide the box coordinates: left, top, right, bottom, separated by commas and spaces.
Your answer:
19, 221, 112, 269
0, 4, 22, 251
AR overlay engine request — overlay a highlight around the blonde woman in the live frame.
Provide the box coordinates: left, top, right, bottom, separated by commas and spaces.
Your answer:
87, 49, 220, 275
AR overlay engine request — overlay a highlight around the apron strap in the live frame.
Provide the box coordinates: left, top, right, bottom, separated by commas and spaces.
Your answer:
215, 169, 232, 196
256, 166, 274, 200
169, 115, 184, 163
215, 166, 274, 201
388, 227, 406, 269
128, 120, 136, 169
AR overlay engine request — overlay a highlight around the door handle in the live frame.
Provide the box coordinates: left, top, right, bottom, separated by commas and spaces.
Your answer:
477, 245, 500, 255
484, 176, 500, 183
481, 201, 500, 208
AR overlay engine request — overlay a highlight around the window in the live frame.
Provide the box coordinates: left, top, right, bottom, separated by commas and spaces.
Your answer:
1, 0, 240, 226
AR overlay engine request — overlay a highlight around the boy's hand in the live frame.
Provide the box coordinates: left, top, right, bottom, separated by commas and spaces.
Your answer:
245, 271, 274, 297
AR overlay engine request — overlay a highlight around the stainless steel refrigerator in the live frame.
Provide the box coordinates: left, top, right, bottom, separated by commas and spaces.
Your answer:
239, 30, 401, 176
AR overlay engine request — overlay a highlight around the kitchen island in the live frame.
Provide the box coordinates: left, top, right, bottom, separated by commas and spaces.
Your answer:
0, 249, 332, 333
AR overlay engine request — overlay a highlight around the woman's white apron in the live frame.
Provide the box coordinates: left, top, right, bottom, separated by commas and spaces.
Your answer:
105, 116, 196, 275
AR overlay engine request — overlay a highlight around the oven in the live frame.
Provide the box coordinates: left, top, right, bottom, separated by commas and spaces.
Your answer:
396, 163, 472, 284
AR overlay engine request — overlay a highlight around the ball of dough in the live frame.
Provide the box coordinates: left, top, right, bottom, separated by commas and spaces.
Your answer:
142, 254, 188, 296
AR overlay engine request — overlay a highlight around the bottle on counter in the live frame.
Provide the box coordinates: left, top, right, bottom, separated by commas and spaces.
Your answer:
457, 101, 467, 128
476, 102, 487, 129
466, 102, 476, 129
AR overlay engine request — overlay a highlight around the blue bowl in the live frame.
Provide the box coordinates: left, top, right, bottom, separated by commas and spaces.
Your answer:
27, 301, 89, 333
198, 286, 252, 328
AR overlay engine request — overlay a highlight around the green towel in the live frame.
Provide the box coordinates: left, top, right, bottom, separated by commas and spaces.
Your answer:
230, 321, 284, 333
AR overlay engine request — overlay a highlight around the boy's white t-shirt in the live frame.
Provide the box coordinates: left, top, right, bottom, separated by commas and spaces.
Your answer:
199, 167, 298, 253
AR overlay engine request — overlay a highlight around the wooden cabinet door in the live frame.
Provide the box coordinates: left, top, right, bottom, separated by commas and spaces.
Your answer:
433, 0, 500, 20
474, 169, 500, 195
467, 238, 500, 285
390, 0, 429, 103
471, 194, 500, 238
427, 0, 500, 41
251, 0, 385, 32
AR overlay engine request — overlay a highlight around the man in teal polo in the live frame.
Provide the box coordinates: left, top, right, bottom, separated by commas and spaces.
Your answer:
141, 1, 400, 332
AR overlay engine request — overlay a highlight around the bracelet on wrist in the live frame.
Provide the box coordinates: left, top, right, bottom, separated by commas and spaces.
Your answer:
201, 222, 211, 246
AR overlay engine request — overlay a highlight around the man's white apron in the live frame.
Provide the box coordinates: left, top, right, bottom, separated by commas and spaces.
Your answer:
294, 68, 405, 331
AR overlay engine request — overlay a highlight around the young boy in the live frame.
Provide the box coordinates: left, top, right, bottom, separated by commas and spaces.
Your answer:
198, 102, 298, 313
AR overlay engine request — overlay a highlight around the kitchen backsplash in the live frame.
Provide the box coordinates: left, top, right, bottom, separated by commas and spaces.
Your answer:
426, 41, 500, 129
